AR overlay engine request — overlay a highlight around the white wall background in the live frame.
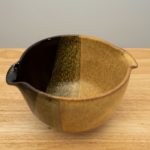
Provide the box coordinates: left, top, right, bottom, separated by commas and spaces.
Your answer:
0, 0, 150, 48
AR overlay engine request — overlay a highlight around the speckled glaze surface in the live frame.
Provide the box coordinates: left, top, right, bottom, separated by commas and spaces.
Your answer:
46, 36, 80, 97
6, 35, 138, 132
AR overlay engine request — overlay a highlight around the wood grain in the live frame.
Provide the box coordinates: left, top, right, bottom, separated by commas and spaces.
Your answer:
0, 48, 150, 150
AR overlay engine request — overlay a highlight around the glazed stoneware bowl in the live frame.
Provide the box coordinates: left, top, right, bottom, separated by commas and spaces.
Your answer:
6, 35, 138, 133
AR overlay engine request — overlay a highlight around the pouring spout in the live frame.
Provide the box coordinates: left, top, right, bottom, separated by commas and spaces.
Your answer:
124, 51, 138, 69
6, 62, 20, 85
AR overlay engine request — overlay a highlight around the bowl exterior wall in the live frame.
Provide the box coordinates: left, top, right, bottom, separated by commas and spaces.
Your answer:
59, 80, 129, 132
19, 79, 129, 133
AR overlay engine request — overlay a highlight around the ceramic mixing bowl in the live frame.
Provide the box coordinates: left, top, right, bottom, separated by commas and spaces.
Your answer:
6, 35, 138, 132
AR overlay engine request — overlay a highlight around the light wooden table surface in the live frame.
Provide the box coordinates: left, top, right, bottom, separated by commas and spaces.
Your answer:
0, 48, 150, 150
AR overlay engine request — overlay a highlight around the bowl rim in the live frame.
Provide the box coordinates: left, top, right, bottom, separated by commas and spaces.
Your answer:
6, 34, 137, 102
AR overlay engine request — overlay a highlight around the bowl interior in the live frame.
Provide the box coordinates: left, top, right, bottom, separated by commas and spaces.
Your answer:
18, 35, 129, 99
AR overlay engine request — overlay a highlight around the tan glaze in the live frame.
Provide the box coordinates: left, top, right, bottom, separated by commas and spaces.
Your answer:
6, 35, 138, 133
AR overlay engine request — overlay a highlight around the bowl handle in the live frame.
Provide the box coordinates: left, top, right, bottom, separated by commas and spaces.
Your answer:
124, 51, 138, 69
